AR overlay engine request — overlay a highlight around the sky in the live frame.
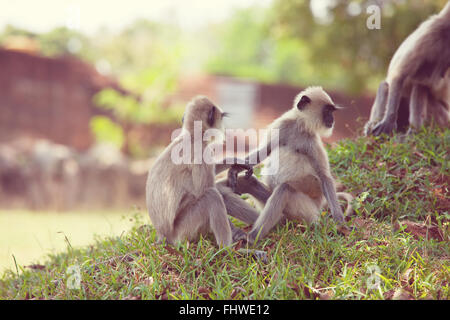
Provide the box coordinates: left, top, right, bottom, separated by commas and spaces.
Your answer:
0, 0, 273, 34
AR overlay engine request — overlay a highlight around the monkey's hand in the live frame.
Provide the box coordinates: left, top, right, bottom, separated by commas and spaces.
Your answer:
227, 163, 254, 193
331, 206, 345, 224
371, 119, 397, 136
232, 228, 247, 242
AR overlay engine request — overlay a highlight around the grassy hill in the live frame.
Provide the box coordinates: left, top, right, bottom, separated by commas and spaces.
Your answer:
1, 127, 448, 300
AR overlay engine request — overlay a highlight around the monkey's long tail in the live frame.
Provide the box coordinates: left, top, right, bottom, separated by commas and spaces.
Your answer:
337, 192, 354, 216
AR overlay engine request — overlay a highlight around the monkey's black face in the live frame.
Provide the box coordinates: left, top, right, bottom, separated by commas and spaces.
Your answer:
322, 104, 337, 128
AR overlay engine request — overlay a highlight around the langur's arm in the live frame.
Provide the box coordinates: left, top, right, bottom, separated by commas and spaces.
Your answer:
307, 154, 345, 224
214, 158, 253, 175
226, 138, 277, 191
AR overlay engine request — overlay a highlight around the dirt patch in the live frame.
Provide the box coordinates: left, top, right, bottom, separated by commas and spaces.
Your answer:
396, 220, 445, 242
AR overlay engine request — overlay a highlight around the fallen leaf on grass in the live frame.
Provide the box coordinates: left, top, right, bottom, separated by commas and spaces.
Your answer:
156, 290, 168, 300
198, 287, 211, 299
264, 241, 276, 253
337, 225, 352, 236
123, 294, 141, 300
143, 277, 154, 286
400, 268, 414, 287
287, 282, 300, 295
164, 245, 183, 257
234, 239, 244, 251
383, 289, 395, 300
319, 291, 333, 300
25, 264, 46, 270
230, 286, 245, 299
393, 288, 414, 300
302, 285, 320, 299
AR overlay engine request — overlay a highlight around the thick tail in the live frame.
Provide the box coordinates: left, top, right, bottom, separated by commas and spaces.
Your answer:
337, 192, 354, 216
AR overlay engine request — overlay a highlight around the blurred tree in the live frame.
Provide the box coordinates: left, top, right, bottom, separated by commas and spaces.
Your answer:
38, 27, 92, 58
93, 79, 183, 156
205, 0, 447, 93
0, 25, 92, 58
91, 19, 184, 76
206, 7, 274, 82
91, 20, 185, 156
205, 6, 318, 85
0, 25, 36, 40
92, 21, 185, 156
0, 25, 39, 52
90, 116, 125, 149
0, 20, 185, 156
270, 0, 447, 92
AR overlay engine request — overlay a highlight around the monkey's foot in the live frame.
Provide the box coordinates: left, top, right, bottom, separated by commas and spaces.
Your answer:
232, 228, 247, 242
363, 121, 375, 136
246, 230, 259, 245
336, 224, 356, 236
371, 120, 397, 136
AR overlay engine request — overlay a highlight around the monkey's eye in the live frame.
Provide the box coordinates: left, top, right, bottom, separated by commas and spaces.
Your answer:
222, 112, 230, 118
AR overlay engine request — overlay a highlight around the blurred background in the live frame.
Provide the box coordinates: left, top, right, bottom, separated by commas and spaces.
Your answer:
0, 0, 447, 271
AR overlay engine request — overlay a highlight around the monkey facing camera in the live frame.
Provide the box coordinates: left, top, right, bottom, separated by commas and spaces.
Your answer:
228, 87, 354, 244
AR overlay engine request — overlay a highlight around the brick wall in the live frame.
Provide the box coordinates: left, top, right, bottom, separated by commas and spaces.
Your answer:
0, 49, 124, 150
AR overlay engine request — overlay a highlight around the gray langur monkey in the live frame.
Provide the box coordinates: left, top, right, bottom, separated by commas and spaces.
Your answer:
228, 87, 353, 244
146, 96, 260, 247
366, 2, 450, 136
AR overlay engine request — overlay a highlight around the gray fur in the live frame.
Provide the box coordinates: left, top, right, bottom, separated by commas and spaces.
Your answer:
228, 87, 353, 243
146, 96, 233, 246
147, 95, 261, 248
367, 3, 450, 136
216, 180, 260, 225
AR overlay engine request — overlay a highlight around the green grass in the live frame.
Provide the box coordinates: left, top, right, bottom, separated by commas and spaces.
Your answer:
0, 127, 448, 300
0, 210, 146, 273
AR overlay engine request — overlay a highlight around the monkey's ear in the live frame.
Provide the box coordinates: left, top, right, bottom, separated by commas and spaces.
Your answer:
207, 106, 216, 127
297, 95, 311, 110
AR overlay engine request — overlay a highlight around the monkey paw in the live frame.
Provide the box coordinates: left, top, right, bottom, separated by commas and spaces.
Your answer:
371, 120, 397, 136
363, 121, 375, 136
232, 228, 247, 242
246, 230, 259, 245
236, 163, 254, 179
336, 224, 356, 236
227, 164, 254, 193
227, 168, 240, 193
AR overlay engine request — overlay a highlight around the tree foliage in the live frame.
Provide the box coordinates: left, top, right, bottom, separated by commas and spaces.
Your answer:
206, 0, 448, 93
